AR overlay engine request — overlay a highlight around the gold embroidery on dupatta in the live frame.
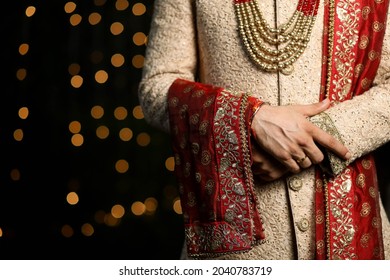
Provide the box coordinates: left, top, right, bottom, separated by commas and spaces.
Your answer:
328, 168, 357, 259
214, 91, 252, 237
330, 0, 361, 102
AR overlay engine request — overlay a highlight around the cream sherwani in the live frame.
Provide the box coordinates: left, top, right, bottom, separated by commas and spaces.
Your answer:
138, 0, 390, 259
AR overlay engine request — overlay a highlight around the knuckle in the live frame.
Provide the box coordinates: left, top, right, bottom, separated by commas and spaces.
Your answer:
311, 153, 324, 164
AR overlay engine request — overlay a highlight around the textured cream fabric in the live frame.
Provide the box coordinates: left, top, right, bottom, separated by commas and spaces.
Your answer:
138, 0, 390, 259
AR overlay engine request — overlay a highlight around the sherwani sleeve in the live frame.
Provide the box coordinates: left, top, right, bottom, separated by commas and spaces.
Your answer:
138, 0, 197, 133
310, 19, 390, 175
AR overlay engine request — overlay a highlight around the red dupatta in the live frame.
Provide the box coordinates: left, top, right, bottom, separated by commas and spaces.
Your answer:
168, 81, 265, 257
314, 0, 389, 259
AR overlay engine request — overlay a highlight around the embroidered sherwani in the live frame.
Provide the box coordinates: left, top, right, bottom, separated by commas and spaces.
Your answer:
138, 0, 390, 259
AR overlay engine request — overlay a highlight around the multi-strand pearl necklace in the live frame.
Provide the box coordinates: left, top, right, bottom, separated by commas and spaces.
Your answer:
234, 0, 320, 75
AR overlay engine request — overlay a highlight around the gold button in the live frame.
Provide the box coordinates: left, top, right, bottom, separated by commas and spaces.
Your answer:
297, 218, 310, 232
289, 176, 302, 191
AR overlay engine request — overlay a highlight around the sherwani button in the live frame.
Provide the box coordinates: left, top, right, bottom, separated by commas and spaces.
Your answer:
289, 176, 303, 191
297, 218, 309, 232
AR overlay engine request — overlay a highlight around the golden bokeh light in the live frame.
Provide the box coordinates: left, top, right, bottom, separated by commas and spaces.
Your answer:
16, 68, 27, 81
25, 6, 36, 17
110, 22, 124, 35
94, 0, 107, 6
0, 227, 3, 237
136, 132, 150, 147
95, 70, 108, 84
18, 107, 29, 119
116, 0, 129, 11
111, 53, 125, 67
119, 128, 133, 142
13, 129, 23, 141
131, 201, 146, 216
133, 32, 147, 46
70, 75, 83, 88
81, 223, 94, 237
10, 169, 21, 181
91, 105, 104, 119
64, 2, 77, 14
19, 43, 29, 55
68, 63, 81, 75
70, 14, 82, 26
71, 134, 84, 147
115, 159, 129, 173
69, 120, 81, 134
132, 54, 144, 68
144, 197, 158, 213
104, 213, 120, 227
88, 12, 102, 25
96, 125, 110, 139
111, 204, 125, 218
61, 224, 74, 238
165, 157, 175, 172
132, 105, 144, 119
66, 191, 79, 205
173, 198, 183, 215
132, 3, 146, 16
114, 106, 127, 120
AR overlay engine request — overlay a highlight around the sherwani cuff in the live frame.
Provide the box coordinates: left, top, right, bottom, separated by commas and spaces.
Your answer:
309, 112, 350, 176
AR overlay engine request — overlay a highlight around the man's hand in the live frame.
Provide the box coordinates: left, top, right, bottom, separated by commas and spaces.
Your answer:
250, 99, 351, 173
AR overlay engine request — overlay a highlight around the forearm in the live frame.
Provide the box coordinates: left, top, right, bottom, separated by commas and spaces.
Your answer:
138, 0, 197, 133
310, 81, 390, 175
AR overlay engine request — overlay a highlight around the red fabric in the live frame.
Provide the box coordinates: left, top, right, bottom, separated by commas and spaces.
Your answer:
168, 79, 265, 257
315, 0, 388, 259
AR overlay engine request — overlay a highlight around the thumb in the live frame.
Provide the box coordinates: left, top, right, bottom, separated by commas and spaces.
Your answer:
292, 98, 330, 117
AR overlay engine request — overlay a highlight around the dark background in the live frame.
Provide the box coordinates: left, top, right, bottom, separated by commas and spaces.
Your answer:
1, 0, 184, 260
1, 0, 389, 260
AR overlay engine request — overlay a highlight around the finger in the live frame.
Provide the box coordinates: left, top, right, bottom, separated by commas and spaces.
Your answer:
310, 125, 351, 160
257, 168, 289, 182
291, 98, 330, 117
300, 139, 325, 164
294, 155, 312, 169
282, 157, 301, 173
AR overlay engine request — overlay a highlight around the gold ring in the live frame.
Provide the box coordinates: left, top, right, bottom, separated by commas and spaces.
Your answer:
295, 156, 307, 164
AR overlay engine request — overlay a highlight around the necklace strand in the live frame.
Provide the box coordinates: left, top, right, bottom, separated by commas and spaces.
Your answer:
234, 0, 320, 75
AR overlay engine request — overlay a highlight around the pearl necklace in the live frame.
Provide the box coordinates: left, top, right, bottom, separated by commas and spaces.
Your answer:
234, 0, 320, 75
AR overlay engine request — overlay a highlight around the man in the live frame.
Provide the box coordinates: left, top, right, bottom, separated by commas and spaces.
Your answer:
138, 0, 390, 259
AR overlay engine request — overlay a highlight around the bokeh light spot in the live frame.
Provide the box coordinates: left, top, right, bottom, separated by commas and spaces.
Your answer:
18, 107, 29, 119
119, 128, 133, 142
95, 70, 108, 84
91, 105, 104, 119
136, 132, 150, 147
131, 201, 146, 216
132, 3, 146, 16
66, 191, 79, 205
96, 125, 109, 139
71, 75, 83, 88
69, 121, 81, 134
114, 106, 127, 120
13, 129, 23, 141
10, 169, 21, 181
71, 134, 84, 147
81, 223, 94, 237
111, 204, 125, 218
132, 105, 144, 119
61, 224, 74, 238
115, 159, 129, 173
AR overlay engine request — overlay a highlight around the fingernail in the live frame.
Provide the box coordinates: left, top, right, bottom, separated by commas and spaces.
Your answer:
345, 152, 351, 160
